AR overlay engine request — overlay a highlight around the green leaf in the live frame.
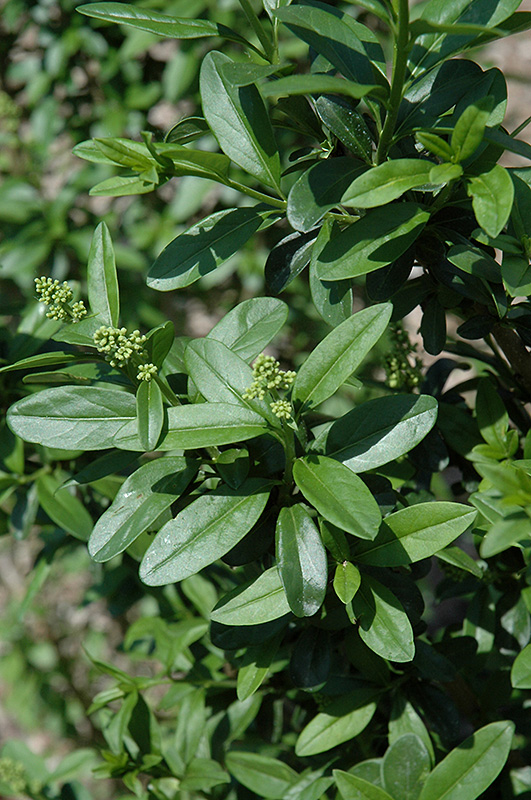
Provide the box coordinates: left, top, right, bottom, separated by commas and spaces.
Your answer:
139, 478, 271, 585
88, 457, 197, 562
89, 174, 157, 197
210, 566, 291, 625
450, 97, 495, 162
275, 3, 387, 86
324, 394, 438, 472
418, 721, 515, 800
293, 302, 391, 409
0, 351, 86, 374
225, 752, 298, 799
7, 386, 137, 450
276, 503, 327, 617
36, 473, 93, 541
420, 296, 446, 356
435, 546, 482, 578
467, 165, 514, 238
61, 449, 137, 490
147, 207, 273, 291
184, 338, 278, 426
511, 643, 531, 688
352, 575, 415, 663
503, 254, 531, 296
342, 159, 433, 208
146, 321, 175, 368
115, 402, 268, 451
181, 758, 230, 792
476, 377, 509, 450
389, 695, 434, 765
334, 561, 361, 604
261, 75, 385, 102
295, 688, 379, 757
293, 455, 381, 539
136, 379, 163, 452
315, 96, 373, 162
77, 2, 245, 43
290, 627, 330, 690
416, 132, 454, 161
287, 158, 367, 233
446, 244, 501, 283
334, 770, 394, 800
200, 52, 281, 192
237, 634, 282, 701
215, 448, 250, 489
382, 734, 431, 800
265, 230, 317, 294
309, 256, 353, 328
94, 137, 154, 170
352, 502, 476, 566
157, 142, 231, 182
315, 203, 430, 280
429, 163, 463, 184
206, 297, 288, 362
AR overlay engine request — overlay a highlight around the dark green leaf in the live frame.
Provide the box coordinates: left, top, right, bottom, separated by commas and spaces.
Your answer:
290, 627, 331, 689
265, 230, 317, 293
262, 75, 385, 102
352, 575, 415, 662
293, 455, 381, 539
237, 634, 282, 701
88, 456, 197, 562
315, 96, 373, 162
276, 503, 327, 617
315, 203, 430, 280
136, 379, 163, 452
324, 394, 438, 472
140, 479, 271, 585
0, 351, 86, 374
420, 296, 446, 356
446, 244, 501, 283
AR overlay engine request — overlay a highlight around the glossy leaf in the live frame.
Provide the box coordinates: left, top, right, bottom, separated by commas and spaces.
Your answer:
324, 394, 438, 472
315, 203, 430, 280
115, 402, 268, 451
265, 230, 317, 293
200, 51, 281, 192
36, 474, 93, 542
352, 503, 476, 567
293, 303, 391, 409
7, 386, 137, 450
294, 456, 381, 539
87, 222, 119, 326
226, 751, 298, 799
334, 770, 393, 800
276, 504, 327, 617
467, 165, 514, 238
136, 379, 163, 452
287, 158, 366, 233
342, 159, 433, 208
210, 566, 291, 625
352, 575, 415, 663
88, 457, 198, 562
206, 297, 288, 362
418, 721, 514, 800
296, 688, 379, 757
315, 96, 373, 162
147, 207, 272, 291
140, 478, 271, 585
382, 734, 431, 800
334, 561, 361, 604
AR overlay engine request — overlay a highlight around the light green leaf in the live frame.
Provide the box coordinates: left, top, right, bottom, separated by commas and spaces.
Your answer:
157, 142, 231, 182
89, 174, 157, 197
210, 566, 291, 625
36, 474, 93, 541
334, 561, 361, 604
237, 634, 282, 701
382, 734, 431, 800
293, 303, 391, 409
296, 688, 379, 757
315, 203, 430, 280
342, 159, 433, 208
511, 643, 531, 688
207, 297, 288, 362
225, 752, 298, 799
140, 479, 271, 585
136, 379, 163, 452
429, 163, 463, 184
450, 97, 495, 162
436, 546, 482, 578
352, 502, 476, 566
294, 455, 381, 539
352, 575, 415, 662
334, 770, 393, 800
324, 394, 438, 472
7, 386, 137, 450
88, 456, 198, 562
276, 503, 327, 617
467, 164, 514, 238
200, 51, 281, 192
115, 402, 268, 451
476, 377, 509, 450
418, 721, 514, 800
147, 207, 273, 291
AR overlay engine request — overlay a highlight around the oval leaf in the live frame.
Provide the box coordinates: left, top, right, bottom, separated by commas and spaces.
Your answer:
211, 566, 291, 625
207, 297, 288, 362
342, 159, 434, 208
352, 576, 415, 663
334, 770, 394, 800
226, 752, 298, 799
296, 688, 379, 757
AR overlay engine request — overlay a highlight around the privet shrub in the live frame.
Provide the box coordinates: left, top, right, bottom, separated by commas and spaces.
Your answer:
3, 0, 531, 797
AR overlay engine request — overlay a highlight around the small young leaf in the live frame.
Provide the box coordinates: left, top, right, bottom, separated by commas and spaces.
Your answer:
467, 164, 514, 238
334, 561, 361, 604
315, 95, 373, 162
136, 379, 164, 452
450, 97, 495, 162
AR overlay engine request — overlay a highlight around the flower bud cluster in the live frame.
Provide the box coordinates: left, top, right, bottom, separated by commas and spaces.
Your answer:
244, 353, 295, 419
34, 276, 87, 322
93, 325, 147, 368
137, 362, 158, 382
0, 757, 26, 795
385, 322, 422, 390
